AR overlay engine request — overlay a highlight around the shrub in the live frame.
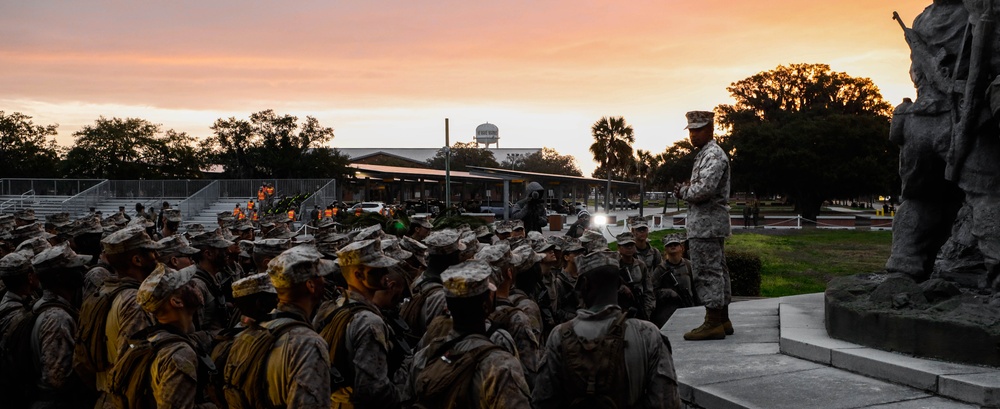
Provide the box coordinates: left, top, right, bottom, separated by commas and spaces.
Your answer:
727, 250, 762, 296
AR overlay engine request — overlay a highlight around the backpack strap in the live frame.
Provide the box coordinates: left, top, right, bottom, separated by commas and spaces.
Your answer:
225, 317, 308, 409
415, 335, 502, 408
110, 324, 193, 409
317, 302, 378, 391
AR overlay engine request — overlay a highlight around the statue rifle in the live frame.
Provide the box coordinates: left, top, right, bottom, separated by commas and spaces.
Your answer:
892, 11, 953, 99
946, 1, 995, 182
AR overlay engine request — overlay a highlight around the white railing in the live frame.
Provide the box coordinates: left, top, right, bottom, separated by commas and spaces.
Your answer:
177, 181, 220, 222
60, 180, 111, 215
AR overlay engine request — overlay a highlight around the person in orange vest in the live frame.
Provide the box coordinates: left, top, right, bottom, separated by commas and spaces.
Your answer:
355, 207, 362, 217
287, 208, 296, 221
265, 184, 275, 197
257, 187, 266, 201
251, 209, 259, 221
248, 200, 255, 211
324, 206, 334, 219
233, 204, 242, 218
332, 206, 339, 217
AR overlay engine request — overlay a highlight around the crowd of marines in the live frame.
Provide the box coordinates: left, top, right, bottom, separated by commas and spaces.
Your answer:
0, 199, 697, 409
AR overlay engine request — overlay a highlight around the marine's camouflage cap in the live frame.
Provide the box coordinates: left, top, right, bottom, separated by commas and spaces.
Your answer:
262, 223, 297, 240
336, 239, 399, 269
45, 212, 72, 228
184, 223, 206, 237
423, 229, 466, 255
561, 237, 586, 253
102, 225, 164, 255
474, 225, 493, 239
231, 272, 277, 298
0, 252, 33, 278
685, 110, 714, 130
579, 229, 603, 243
267, 245, 335, 289
31, 243, 90, 273
157, 234, 200, 256
494, 221, 513, 234
459, 229, 479, 256
230, 218, 254, 231
616, 231, 636, 245
0, 214, 15, 229
217, 211, 236, 222
511, 220, 525, 230
128, 215, 154, 228
12, 223, 55, 243
15, 237, 52, 257
577, 251, 620, 277
70, 215, 105, 237
188, 228, 234, 249
511, 243, 545, 272
238, 240, 255, 258
103, 212, 129, 227
14, 209, 36, 222
474, 241, 521, 282
533, 236, 561, 253
400, 236, 428, 267
664, 233, 686, 246
164, 209, 182, 223
441, 260, 497, 298
253, 238, 294, 257
411, 217, 433, 230
350, 224, 384, 242
137, 263, 194, 313
629, 216, 649, 229
380, 238, 413, 261
315, 218, 341, 230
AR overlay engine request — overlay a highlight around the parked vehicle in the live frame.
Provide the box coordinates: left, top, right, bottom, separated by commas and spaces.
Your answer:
350, 201, 386, 214
615, 198, 639, 209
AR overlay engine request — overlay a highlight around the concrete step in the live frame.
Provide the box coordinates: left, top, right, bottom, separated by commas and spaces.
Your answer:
662, 294, 986, 408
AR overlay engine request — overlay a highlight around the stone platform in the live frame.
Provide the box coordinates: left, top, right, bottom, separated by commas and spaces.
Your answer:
662, 293, 1000, 408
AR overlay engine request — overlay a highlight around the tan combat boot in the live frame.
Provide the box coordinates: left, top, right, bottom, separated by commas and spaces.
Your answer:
683, 308, 726, 340
722, 304, 734, 335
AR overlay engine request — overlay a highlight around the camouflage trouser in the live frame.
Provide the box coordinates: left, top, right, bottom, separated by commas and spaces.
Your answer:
689, 238, 731, 309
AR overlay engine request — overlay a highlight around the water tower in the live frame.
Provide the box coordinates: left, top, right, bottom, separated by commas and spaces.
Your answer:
475, 123, 499, 148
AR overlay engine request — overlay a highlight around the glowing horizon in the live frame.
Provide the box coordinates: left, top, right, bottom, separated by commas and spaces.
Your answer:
1, 0, 930, 175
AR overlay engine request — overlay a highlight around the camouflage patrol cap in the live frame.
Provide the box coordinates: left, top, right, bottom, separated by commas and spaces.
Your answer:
14, 209, 36, 222
459, 229, 479, 257
230, 218, 254, 232
616, 231, 636, 246
351, 224, 384, 242
184, 223, 206, 237
15, 237, 52, 257
315, 218, 341, 230
217, 211, 236, 222
0, 214, 14, 229
400, 236, 428, 267
577, 251, 620, 276
238, 240, 254, 258
102, 225, 164, 255
253, 238, 293, 257
411, 217, 433, 230
380, 238, 413, 261
511, 243, 545, 273
494, 221, 513, 234
12, 223, 55, 242
45, 212, 72, 229
423, 229, 466, 256
188, 228, 234, 249
128, 215, 154, 228
580, 229, 608, 252
684, 110, 714, 130
533, 236, 557, 253
263, 223, 297, 240
157, 234, 200, 256
70, 215, 105, 237
31, 243, 90, 273
474, 241, 521, 282
231, 272, 276, 298
628, 216, 648, 229
441, 260, 497, 298
137, 263, 195, 313
336, 239, 399, 269
579, 229, 603, 243
103, 212, 129, 227
0, 252, 33, 278
562, 237, 585, 253
267, 245, 335, 289
511, 220, 525, 231
164, 209, 182, 223
474, 225, 493, 239
664, 233, 686, 246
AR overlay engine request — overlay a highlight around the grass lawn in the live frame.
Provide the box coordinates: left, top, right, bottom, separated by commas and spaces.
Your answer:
646, 228, 893, 297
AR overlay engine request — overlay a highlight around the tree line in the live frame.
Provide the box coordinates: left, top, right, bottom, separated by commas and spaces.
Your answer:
0, 109, 352, 181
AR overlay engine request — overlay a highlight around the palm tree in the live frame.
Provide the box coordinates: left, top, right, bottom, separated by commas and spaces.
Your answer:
634, 149, 657, 217
590, 116, 635, 212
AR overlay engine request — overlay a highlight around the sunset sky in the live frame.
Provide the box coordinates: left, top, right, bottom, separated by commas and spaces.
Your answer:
2, 0, 930, 176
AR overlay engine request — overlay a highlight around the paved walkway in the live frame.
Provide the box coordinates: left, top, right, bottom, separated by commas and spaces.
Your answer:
663, 294, 992, 408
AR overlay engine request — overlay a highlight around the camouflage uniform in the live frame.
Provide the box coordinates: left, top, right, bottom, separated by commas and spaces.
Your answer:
329, 291, 402, 409
184, 264, 231, 334
553, 271, 580, 322
83, 266, 111, 299
491, 300, 542, 386
679, 138, 732, 309
31, 291, 78, 408
96, 277, 155, 405
0, 290, 31, 334
410, 275, 448, 336
532, 305, 682, 409
254, 303, 332, 408
409, 332, 532, 408
147, 331, 216, 408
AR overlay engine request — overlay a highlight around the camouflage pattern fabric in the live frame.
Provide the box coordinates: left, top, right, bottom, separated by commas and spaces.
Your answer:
689, 238, 731, 309
148, 332, 217, 409
679, 139, 731, 239
31, 292, 77, 402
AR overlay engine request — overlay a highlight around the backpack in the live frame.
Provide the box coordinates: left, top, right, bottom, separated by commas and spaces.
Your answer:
73, 278, 140, 387
315, 302, 378, 391
488, 306, 523, 331
206, 326, 249, 408
223, 317, 308, 409
412, 334, 502, 409
557, 312, 631, 409
0, 299, 74, 409
107, 325, 210, 409
400, 281, 443, 337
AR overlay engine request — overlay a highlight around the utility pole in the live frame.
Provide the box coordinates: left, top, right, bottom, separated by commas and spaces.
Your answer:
445, 118, 451, 211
